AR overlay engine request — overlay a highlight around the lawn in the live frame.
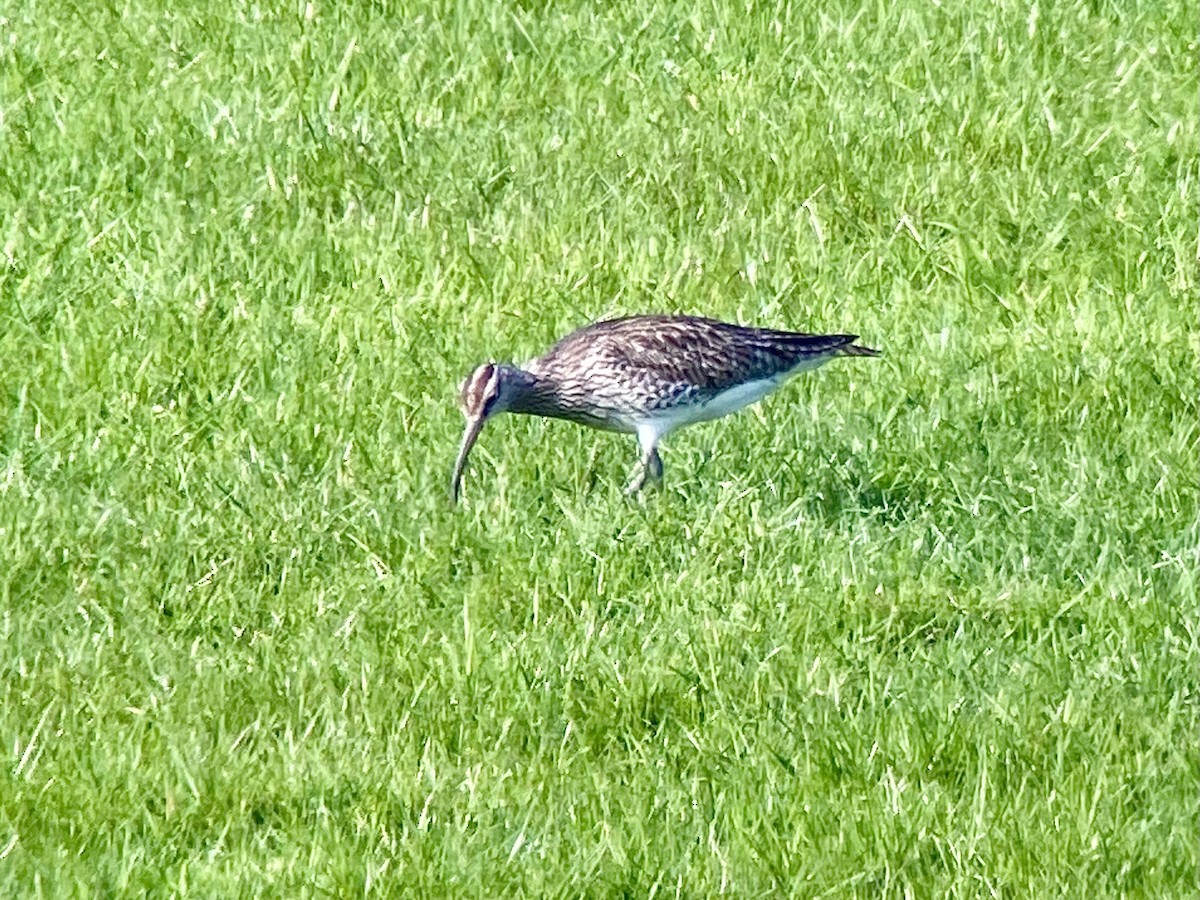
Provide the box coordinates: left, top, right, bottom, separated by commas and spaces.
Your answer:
1, 0, 1197, 895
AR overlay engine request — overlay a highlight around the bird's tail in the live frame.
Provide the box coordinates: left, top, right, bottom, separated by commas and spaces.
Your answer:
838, 341, 881, 358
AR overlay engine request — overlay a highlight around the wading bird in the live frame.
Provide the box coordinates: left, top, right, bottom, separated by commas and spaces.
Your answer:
451, 314, 878, 502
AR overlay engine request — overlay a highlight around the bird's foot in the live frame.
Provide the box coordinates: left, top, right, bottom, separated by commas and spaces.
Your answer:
623, 468, 648, 496
624, 450, 663, 496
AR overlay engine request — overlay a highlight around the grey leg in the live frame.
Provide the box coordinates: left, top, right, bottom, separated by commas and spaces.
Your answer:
624, 465, 647, 495
625, 426, 664, 495
624, 447, 663, 495
647, 448, 663, 482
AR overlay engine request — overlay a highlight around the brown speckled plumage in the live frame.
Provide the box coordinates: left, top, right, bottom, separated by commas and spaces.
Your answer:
451, 314, 879, 502
526, 315, 864, 414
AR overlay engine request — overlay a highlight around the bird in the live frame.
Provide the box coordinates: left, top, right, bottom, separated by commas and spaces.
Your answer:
450, 314, 879, 502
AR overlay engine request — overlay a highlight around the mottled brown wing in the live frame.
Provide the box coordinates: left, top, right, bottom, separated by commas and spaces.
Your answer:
532, 315, 857, 396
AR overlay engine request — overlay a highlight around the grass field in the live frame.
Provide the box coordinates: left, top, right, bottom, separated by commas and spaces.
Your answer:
2, 0, 1197, 895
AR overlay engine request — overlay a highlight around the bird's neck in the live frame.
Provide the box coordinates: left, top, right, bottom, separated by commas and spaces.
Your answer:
504, 367, 565, 417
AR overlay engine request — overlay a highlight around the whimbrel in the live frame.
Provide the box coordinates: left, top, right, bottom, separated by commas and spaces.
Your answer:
451, 314, 878, 502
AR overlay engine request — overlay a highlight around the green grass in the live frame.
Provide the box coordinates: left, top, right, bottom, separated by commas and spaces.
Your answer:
1, 0, 1197, 894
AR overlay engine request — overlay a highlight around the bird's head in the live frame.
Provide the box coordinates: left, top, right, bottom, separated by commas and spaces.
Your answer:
450, 362, 525, 503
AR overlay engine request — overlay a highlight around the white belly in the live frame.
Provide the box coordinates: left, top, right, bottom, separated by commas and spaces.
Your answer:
639, 374, 791, 437
635, 352, 836, 440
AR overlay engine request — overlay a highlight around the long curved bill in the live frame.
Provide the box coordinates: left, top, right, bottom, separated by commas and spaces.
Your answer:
450, 414, 486, 504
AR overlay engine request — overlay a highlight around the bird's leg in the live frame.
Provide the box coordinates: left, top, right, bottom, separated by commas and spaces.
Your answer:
625, 427, 664, 495
624, 465, 647, 496
647, 447, 663, 482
